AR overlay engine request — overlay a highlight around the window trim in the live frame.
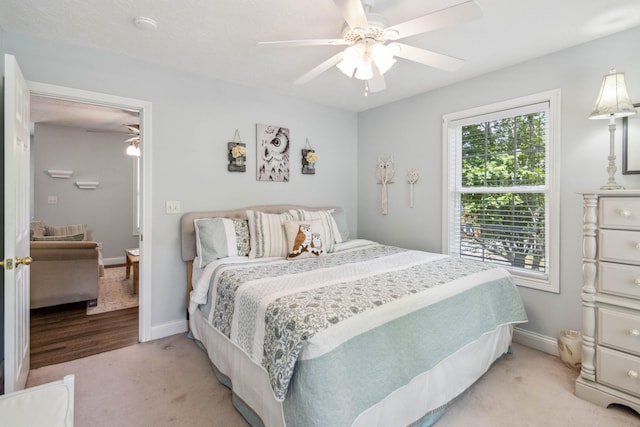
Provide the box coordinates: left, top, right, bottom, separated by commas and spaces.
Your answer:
441, 89, 561, 293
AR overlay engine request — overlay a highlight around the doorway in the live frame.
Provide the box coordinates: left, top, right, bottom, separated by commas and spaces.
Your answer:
27, 81, 153, 347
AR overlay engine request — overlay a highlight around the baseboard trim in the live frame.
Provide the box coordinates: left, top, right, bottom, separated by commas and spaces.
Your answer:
513, 326, 558, 356
151, 319, 189, 341
104, 256, 126, 266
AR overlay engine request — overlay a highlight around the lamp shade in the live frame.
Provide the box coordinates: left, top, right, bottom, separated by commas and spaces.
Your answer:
589, 69, 637, 120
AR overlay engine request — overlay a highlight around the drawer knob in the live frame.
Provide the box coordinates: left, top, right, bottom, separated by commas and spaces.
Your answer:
630, 329, 640, 337
628, 370, 639, 379
636, 243, 640, 250
621, 209, 632, 218
635, 278, 640, 286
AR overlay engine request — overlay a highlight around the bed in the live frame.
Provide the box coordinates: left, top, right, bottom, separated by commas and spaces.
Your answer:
181, 205, 527, 427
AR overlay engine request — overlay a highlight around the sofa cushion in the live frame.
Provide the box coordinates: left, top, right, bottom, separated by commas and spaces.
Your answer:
45, 224, 87, 240
32, 233, 85, 242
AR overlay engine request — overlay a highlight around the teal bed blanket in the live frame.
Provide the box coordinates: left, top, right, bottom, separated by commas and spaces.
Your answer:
191, 240, 527, 426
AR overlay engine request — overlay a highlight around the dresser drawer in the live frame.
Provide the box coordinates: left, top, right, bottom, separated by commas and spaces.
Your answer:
599, 262, 640, 299
601, 197, 640, 230
599, 307, 640, 356
597, 346, 640, 397
599, 229, 640, 265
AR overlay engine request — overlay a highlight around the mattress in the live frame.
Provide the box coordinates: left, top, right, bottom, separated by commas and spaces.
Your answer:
189, 239, 527, 426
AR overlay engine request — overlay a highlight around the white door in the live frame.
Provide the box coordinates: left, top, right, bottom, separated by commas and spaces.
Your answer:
3, 54, 32, 393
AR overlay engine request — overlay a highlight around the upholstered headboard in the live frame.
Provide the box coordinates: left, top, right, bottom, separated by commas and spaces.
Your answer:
180, 204, 344, 304
180, 205, 344, 262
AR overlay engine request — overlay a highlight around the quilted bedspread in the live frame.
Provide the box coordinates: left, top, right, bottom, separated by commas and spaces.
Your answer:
191, 240, 527, 403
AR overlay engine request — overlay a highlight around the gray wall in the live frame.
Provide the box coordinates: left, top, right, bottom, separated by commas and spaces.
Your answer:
32, 123, 139, 261
2, 32, 359, 334
357, 26, 640, 344
4, 24, 639, 350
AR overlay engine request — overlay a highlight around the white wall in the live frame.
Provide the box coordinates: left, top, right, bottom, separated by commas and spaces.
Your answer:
357, 26, 640, 345
2, 33, 358, 336
32, 123, 139, 261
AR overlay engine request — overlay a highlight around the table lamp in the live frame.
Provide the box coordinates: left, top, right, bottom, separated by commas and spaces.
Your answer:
589, 69, 637, 189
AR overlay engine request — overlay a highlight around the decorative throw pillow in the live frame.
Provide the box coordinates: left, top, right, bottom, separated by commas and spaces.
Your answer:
284, 220, 326, 260
194, 218, 250, 268
246, 210, 293, 258
32, 232, 85, 241
30, 221, 46, 239
288, 209, 341, 252
45, 224, 87, 240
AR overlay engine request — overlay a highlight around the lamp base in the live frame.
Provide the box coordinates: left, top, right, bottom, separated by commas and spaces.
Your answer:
600, 182, 625, 190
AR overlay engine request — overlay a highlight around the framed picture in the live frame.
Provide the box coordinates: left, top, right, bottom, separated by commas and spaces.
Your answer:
256, 124, 290, 182
622, 103, 640, 174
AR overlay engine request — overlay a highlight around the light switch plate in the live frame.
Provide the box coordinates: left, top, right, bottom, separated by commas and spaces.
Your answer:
166, 200, 181, 214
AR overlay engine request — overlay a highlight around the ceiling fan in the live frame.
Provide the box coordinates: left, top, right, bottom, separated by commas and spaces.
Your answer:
258, 0, 482, 94
125, 124, 140, 156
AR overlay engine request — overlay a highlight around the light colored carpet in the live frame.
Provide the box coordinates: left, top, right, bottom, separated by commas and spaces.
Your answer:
86, 266, 138, 315
26, 335, 640, 426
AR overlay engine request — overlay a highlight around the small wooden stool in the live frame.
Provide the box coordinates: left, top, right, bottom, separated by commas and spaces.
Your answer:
125, 249, 140, 294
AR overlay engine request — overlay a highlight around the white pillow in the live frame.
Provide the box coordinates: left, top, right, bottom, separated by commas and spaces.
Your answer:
246, 210, 293, 258
194, 218, 250, 268
284, 219, 326, 259
288, 209, 341, 252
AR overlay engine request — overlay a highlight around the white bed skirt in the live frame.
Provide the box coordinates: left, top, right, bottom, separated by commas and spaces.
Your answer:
191, 307, 513, 427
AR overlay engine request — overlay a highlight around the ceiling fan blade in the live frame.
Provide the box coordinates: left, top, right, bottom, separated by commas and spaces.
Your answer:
257, 39, 347, 48
294, 53, 343, 85
333, 0, 369, 29
391, 43, 464, 72
367, 72, 386, 93
386, 0, 482, 40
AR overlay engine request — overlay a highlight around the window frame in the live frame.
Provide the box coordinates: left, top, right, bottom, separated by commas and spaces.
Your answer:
441, 89, 561, 293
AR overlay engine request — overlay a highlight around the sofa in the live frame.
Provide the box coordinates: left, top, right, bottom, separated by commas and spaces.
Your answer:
30, 221, 103, 309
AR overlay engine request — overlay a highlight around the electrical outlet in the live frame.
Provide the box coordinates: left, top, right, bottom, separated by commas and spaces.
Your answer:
47, 196, 58, 205
166, 200, 181, 214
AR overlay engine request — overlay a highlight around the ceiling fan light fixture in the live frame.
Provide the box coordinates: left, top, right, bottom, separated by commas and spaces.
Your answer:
337, 44, 365, 77
354, 57, 374, 80
370, 43, 396, 75
126, 143, 141, 157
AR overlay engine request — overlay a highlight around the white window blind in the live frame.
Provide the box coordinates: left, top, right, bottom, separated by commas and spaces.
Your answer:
443, 91, 560, 292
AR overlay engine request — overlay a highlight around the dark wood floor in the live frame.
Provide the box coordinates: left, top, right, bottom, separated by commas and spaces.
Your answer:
30, 302, 139, 369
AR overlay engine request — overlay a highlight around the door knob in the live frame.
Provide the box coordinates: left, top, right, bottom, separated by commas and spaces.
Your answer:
15, 256, 32, 266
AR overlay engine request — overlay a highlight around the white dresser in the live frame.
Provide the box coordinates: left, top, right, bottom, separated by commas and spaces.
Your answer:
576, 190, 640, 413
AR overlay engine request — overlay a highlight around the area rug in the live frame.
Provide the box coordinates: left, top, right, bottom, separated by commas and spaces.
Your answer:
86, 266, 139, 315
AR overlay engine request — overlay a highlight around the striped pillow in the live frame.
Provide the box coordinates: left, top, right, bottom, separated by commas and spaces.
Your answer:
247, 210, 293, 258
194, 218, 250, 268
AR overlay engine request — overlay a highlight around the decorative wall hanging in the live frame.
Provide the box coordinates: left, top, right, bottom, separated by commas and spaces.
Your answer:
75, 181, 99, 189
302, 138, 317, 175
256, 124, 290, 182
376, 156, 395, 215
228, 129, 247, 172
47, 169, 73, 178
406, 168, 419, 208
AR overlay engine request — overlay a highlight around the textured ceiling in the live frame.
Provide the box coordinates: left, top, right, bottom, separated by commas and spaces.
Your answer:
3, 0, 640, 117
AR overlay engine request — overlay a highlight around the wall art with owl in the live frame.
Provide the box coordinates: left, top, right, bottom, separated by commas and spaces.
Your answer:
256, 124, 290, 182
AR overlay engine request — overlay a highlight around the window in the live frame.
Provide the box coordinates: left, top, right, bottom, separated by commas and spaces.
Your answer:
442, 90, 560, 292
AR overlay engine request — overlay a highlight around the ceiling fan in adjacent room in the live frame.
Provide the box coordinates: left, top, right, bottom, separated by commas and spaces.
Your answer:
125, 124, 140, 156
258, 0, 482, 94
